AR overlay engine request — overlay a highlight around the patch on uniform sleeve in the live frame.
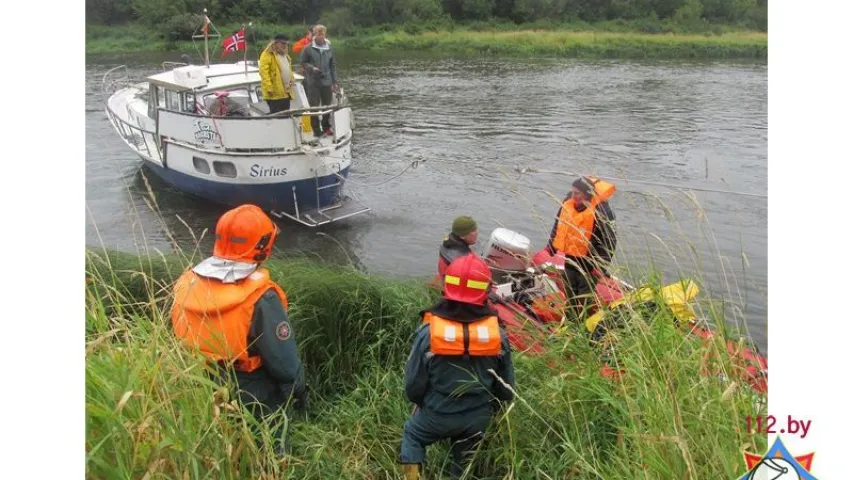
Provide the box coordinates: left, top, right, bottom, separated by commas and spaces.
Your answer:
275, 321, 292, 340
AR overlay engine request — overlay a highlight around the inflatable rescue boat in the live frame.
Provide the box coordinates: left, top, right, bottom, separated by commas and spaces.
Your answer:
479, 227, 768, 395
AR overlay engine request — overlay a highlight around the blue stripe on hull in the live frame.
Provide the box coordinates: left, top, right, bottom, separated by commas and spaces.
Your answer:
142, 159, 350, 212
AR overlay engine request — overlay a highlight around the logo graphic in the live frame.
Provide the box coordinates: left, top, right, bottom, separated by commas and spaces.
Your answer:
193, 120, 221, 144
275, 321, 292, 341
737, 436, 817, 480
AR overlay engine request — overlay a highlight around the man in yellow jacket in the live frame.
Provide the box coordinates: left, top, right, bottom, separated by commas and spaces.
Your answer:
259, 33, 296, 114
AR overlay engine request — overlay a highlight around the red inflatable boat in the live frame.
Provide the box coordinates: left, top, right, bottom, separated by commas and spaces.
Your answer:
480, 227, 768, 395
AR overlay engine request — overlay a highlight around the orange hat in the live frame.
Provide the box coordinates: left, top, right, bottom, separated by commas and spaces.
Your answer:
444, 254, 492, 306
213, 204, 280, 264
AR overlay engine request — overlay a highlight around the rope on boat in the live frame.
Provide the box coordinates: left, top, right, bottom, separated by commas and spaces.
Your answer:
299, 144, 423, 189
296, 147, 765, 199
514, 166, 768, 199
339, 159, 423, 188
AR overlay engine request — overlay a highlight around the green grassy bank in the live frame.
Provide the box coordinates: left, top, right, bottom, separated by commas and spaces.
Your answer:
85, 22, 767, 59
85, 247, 766, 479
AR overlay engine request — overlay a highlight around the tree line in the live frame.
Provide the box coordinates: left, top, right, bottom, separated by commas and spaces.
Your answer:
86, 0, 767, 38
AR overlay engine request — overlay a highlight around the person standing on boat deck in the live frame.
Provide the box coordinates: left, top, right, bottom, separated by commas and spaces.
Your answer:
170, 204, 307, 458
292, 26, 313, 55
400, 254, 516, 480
546, 176, 617, 312
300, 24, 339, 137
259, 33, 296, 114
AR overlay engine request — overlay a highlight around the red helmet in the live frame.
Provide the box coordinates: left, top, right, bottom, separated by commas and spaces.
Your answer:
213, 204, 280, 264
444, 254, 492, 305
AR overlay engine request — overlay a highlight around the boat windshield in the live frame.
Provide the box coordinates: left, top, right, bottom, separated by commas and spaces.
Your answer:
196, 87, 254, 116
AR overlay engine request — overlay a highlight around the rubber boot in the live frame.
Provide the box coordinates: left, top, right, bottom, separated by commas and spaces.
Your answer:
402, 463, 421, 480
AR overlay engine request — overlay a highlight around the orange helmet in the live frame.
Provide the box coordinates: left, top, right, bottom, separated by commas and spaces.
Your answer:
213, 204, 280, 264
444, 254, 493, 306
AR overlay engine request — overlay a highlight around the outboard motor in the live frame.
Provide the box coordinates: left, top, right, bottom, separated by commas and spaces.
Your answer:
482, 228, 532, 280
483, 227, 550, 304
484, 228, 568, 336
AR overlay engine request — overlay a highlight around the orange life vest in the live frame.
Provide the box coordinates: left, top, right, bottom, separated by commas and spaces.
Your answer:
292, 34, 311, 54
422, 312, 502, 356
552, 177, 615, 258
170, 268, 288, 372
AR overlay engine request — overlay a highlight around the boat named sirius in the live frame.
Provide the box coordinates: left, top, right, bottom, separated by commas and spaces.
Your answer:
250, 165, 288, 177
101, 13, 369, 227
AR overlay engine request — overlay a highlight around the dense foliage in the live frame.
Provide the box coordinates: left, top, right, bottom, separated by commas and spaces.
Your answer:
86, 0, 767, 39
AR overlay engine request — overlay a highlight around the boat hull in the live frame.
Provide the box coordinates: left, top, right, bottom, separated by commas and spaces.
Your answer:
139, 156, 350, 212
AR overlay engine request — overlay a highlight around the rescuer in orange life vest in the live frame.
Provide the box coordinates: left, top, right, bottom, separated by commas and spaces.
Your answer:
400, 253, 516, 480
546, 176, 618, 311
170, 204, 307, 458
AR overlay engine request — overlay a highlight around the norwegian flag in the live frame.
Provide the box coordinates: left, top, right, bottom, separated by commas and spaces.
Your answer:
222, 28, 246, 56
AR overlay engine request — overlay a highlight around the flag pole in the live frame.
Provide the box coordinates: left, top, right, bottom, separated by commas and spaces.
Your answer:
250, 22, 258, 60
244, 23, 249, 77
204, 8, 210, 68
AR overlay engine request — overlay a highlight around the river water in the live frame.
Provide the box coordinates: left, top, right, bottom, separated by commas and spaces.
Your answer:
85, 51, 767, 351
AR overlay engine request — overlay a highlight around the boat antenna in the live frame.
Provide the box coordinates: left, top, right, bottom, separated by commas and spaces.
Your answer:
244, 23, 250, 77
192, 8, 221, 67
249, 22, 258, 61
204, 9, 210, 67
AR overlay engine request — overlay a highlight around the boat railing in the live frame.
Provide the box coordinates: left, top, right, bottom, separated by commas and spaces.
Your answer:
157, 103, 354, 152
101, 65, 130, 94
271, 161, 370, 227
267, 103, 348, 119
162, 61, 189, 72
105, 104, 162, 162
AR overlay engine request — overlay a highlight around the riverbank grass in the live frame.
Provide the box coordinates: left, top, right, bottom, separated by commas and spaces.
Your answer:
344, 29, 766, 58
86, 23, 766, 59
86, 247, 766, 479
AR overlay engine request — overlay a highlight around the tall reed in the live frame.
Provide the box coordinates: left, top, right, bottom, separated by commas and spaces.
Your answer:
86, 247, 766, 479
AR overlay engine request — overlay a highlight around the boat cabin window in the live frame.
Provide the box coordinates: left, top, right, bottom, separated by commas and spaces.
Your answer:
147, 85, 159, 118
164, 90, 180, 111
183, 93, 197, 114
163, 89, 196, 113
213, 161, 237, 178
192, 156, 211, 174
200, 87, 252, 117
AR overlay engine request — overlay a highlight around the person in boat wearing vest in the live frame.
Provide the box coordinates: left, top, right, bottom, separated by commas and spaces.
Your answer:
438, 216, 479, 277
259, 33, 296, 114
170, 204, 307, 458
428, 216, 479, 291
400, 254, 516, 480
292, 26, 314, 56
546, 176, 617, 311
